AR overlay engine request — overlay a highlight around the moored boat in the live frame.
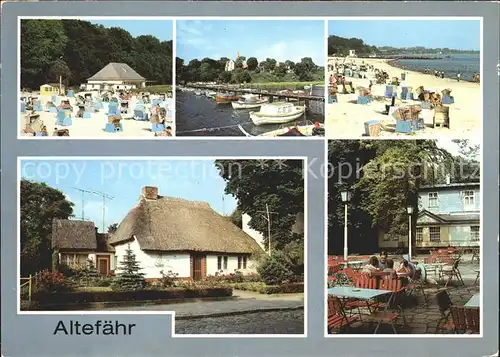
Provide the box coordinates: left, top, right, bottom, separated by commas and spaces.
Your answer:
194, 90, 203, 96
231, 94, 269, 109
249, 102, 305, 125
206, 90, 217, 98
215, 92, 240, 104
237, 122, 324, 137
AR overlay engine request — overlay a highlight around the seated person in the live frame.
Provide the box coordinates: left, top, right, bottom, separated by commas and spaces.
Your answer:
378, 251, 388, 270
382, 259, 397, 278
396, 259, 412, 275
361, 256, 380, 275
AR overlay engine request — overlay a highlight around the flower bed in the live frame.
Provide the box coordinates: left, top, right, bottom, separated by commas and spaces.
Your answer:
231, 282, 304, 294
33, 287, 232, 305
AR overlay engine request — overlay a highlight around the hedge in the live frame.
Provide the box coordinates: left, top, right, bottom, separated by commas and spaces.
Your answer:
33, 287, 232, 305
231, 282, 304, 294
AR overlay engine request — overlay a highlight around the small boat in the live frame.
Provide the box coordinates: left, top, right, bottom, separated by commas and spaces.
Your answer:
249, 102, 305, 125
215, 92, 240, 104
231, 94, 269, 109
237, 122, 325, 137
206, 91, 217, 98
194, 90, 202, 96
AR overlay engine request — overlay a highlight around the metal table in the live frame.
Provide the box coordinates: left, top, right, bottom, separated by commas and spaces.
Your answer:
464, 293, 480, 309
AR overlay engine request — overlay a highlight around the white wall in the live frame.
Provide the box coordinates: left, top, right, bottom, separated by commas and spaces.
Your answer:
114, 237, 190, 279
242, 213, 266, 250
206, 254, 258, 276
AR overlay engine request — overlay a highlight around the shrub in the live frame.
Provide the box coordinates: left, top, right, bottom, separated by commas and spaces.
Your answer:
20, 300, 40, 311
112, 244, 146, 291
231, 282, 303, 294
33, 287, 233, 305
36, 270, 73, 293
159, 270, 179, 288
257, 251, 295, 285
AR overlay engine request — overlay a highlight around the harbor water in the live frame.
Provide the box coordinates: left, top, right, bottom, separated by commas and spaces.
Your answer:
176, 91, 325, 137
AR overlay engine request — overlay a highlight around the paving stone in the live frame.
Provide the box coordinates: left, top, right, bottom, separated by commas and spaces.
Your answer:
175, 310, 305, 334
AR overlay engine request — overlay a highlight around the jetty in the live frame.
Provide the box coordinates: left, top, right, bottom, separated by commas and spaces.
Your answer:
187, 84, 325, 102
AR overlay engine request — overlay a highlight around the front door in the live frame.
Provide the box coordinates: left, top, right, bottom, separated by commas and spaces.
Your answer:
97, 257, 109, 275
191, 254, 205, 281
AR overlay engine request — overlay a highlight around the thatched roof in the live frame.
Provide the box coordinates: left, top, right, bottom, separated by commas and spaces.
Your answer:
97, 233, 115, 253
109, 194, 264, 255
88, 63, 145, 82
52, 219, 97, 250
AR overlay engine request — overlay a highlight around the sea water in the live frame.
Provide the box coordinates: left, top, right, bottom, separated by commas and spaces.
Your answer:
393, 53, 480, 81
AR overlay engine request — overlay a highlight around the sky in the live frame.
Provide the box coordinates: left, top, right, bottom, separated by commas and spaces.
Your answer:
90, 20, 173, 41
328, 20, 480, 51
177, 20, 325, 65
20, 159, 237, 233
436, 138, 480, 159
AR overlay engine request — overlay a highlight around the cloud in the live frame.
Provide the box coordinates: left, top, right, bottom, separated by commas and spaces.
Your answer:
254, 40, 325, 66
177, 20, 216, 52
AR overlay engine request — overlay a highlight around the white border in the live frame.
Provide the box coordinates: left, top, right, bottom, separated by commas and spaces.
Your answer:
324, 139, 484, 338
17, 156, 308, 339
17, 16, 326, 141
324, 16, 483, 141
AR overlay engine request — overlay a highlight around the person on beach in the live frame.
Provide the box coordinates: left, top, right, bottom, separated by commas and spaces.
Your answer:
457, 72, 461, 82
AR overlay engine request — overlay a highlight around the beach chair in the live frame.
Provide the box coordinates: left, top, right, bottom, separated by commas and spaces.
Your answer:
55, 110, 72, 126
107, 104, 119, 116
20, 101, 26, 113
33, 99, 42, 112
134, 105, 148, 121
105, 115, 123, 133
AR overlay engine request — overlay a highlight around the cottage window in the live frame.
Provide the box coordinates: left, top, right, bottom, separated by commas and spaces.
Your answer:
428, 192, 438, 207
238, 256, 247, 270
217, 256, 228, 270
60, 253, 87, 267
429, 227, 441, 242
463, 190, 475, 206
470, 226, 480, 242
416, 227, 423, 242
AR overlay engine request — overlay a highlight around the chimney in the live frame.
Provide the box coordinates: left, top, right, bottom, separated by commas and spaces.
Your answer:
142, 186, 158, 200
445, 174, 451, 185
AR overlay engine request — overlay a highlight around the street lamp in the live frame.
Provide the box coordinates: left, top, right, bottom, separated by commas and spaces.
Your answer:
407, 205, 414, 261
341, 190, 352, 260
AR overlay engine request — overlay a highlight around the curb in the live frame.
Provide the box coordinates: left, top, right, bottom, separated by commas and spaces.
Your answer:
33, 295, 237, 311
175, 305, 304, 320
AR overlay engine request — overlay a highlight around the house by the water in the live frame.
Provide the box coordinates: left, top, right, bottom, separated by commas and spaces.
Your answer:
379, 181, 480, 251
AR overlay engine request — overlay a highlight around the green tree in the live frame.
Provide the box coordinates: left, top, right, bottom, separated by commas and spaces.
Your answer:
246, 57, 258, 71
20, 180, 74, 275
47, 59, 72, 85
218, 71, 232, 84
234, 69, 252, 83
229, 208, 243, 228
113, 244, 146, 291
215, 160, 304, 250
107, 223, 119, 233
235, 56, 246, 68
20, 19, 173, 89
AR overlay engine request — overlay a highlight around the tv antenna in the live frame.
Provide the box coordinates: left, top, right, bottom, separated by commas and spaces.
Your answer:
70, 187, 94, 220
90, 190, 114, 233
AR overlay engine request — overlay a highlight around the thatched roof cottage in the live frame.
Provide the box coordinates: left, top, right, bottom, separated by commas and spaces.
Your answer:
108, 186, 265, 280
52, 219, 115, 275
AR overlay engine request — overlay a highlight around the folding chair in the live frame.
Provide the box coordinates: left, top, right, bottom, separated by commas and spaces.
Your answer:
473, 270, 480, 286
327, 296, 359, 334
371, 281, 407, 334
442, 259, 465, 287
464, 307, 480, 334
406, 269, 428, 306
434, 290, 454, 333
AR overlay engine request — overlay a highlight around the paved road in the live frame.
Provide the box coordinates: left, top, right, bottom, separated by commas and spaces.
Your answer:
175, 309, 305, 335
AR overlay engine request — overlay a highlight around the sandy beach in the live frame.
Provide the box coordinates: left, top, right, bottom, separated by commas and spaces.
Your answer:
19, 93, 175, 139
326, 57, 481, 139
